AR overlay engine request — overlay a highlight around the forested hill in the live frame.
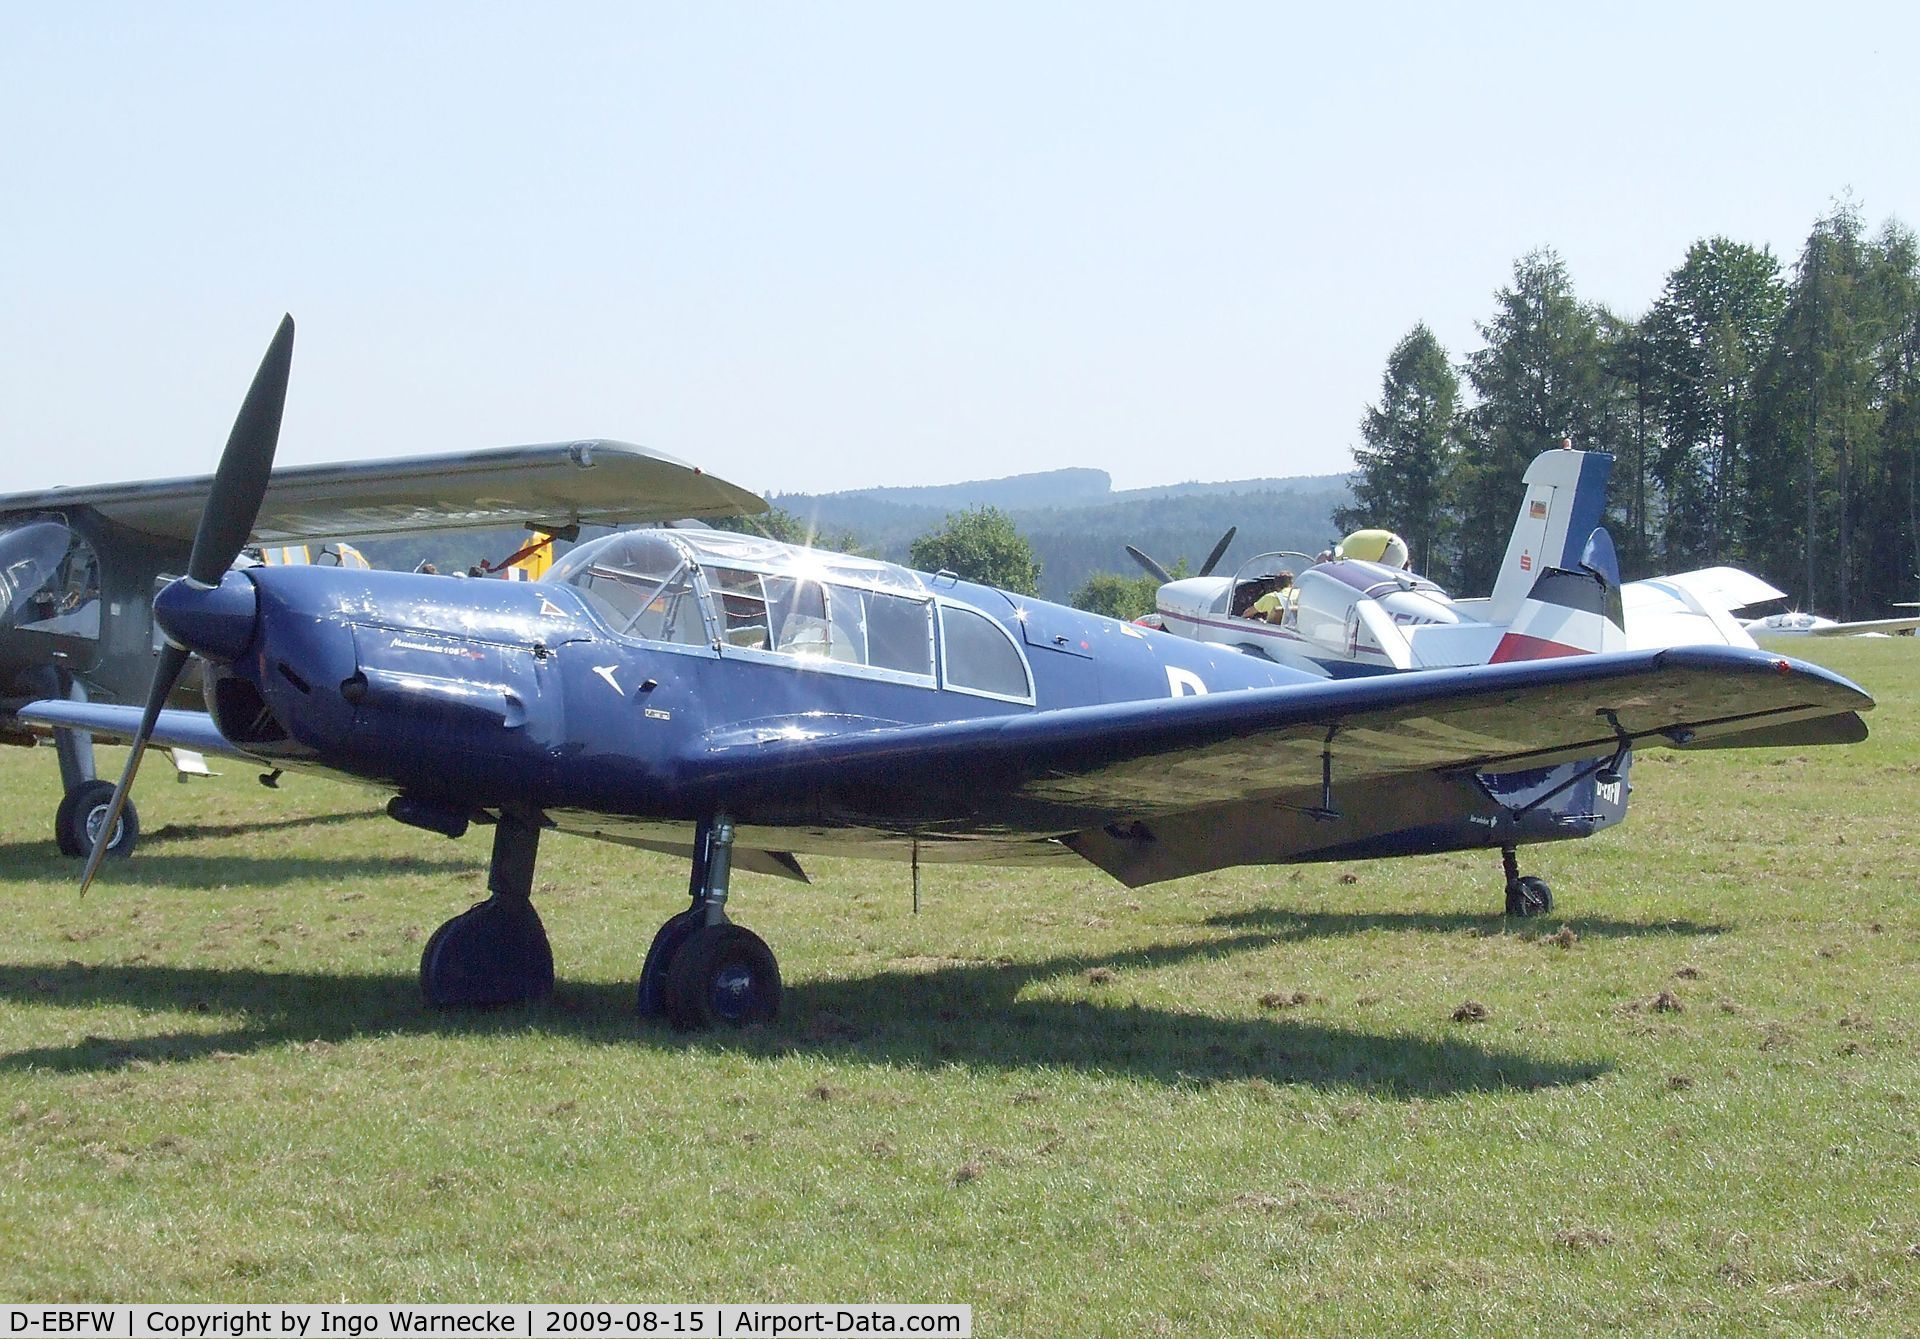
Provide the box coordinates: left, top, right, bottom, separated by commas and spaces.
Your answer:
773, 470, 1353, 601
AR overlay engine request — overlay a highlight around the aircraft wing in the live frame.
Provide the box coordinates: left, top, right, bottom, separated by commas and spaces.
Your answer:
25, 647, 1870, 888
1759, 616, 1920, 638
1627, 566, 1786, 612
18, 703, 267, 765
0, 440, 766, 544
680, 645, 1870, 885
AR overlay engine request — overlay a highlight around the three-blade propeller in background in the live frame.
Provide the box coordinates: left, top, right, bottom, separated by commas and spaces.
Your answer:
78, 315, 294, 892
1126, 526, 1236, 585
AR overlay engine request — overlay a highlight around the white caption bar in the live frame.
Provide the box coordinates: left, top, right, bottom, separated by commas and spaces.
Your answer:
4, 1308, 970, 1339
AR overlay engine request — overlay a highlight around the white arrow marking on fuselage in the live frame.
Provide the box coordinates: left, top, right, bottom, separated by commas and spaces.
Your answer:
593, 664, 621, 693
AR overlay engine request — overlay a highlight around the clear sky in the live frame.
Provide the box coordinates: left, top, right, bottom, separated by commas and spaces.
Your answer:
3, 2, 1915, 499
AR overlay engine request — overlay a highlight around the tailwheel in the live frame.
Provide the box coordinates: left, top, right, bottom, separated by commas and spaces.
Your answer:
663, 923, 781, 1030
1505, 875, 1553, 918
57, 779, 138, 860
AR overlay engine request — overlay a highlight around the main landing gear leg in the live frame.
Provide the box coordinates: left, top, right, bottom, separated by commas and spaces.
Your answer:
1501, 844, 1553, 918
420, 813, 555, 1007
636, 814, 781, 1030
53, 679, 138, 860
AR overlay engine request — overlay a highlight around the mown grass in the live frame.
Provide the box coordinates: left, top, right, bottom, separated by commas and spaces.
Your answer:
0, 641, 1915, 1333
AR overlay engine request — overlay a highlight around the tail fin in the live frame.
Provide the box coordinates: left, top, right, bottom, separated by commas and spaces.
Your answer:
1486, 447, 1613, 626
1489, 525, 1629, 662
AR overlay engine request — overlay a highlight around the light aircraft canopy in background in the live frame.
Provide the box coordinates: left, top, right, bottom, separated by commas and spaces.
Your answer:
1145, 448, 1787, 676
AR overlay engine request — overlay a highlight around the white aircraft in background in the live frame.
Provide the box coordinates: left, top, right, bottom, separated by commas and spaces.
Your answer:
1139, 447, 1785, 678
1745, 605, 1920, 639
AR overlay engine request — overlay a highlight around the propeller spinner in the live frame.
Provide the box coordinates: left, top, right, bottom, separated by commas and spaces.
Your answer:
78, 315, 294, 892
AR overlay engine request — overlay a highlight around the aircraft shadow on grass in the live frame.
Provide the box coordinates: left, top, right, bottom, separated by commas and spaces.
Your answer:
0, 846, 468, 887
139, 809, 384, 844
0, 923, 1636, 1095
1201, 906, 1732, 940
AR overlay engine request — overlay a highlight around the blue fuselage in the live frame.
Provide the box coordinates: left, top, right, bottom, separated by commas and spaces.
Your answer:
195, 558, 1626, 880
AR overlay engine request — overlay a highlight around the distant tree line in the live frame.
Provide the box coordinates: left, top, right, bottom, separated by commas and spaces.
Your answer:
1340, 201, 1920, 616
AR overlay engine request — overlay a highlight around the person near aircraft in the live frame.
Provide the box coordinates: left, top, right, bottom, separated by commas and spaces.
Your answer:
1231, 574, 1279, 618
1249, 570, 1296, 622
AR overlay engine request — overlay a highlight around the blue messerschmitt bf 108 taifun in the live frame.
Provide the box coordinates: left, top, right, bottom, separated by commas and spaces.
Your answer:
27, 319, 1875, 1030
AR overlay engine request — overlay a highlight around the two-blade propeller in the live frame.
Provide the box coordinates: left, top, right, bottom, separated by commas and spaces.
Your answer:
79, 315, 294, 892
1126, 526, 1237, 585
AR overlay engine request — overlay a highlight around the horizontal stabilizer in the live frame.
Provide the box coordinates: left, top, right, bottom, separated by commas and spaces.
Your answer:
19, 701, 258, 762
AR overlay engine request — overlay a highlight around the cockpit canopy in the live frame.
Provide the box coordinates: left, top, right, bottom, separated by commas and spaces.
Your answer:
549, 529, 1032, 700
0, 518, 100, 639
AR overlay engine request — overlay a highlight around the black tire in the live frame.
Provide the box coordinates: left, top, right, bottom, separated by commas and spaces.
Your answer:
57, 780, 138, 860
663, 923, 781, 1030
636, 907, 706, 1019
1504, 875, 1553, 918
419, 896, 555, 1008
53, 789, 84, 857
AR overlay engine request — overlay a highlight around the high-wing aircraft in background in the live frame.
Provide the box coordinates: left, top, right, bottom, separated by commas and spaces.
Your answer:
0, 415, 765, 860
1136, 448, 1787, 676
27, 319, 1873, 1031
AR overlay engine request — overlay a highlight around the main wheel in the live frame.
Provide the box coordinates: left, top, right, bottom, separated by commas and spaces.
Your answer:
56, 780, 138, 860
1504, 875, 1553, 918
636, 907, 705, 1019
663, 923, 781, 1030
420, 896, 555, 1007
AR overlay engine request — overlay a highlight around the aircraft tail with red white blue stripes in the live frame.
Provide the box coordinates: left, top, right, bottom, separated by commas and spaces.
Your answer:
1482, 446, 1627, 663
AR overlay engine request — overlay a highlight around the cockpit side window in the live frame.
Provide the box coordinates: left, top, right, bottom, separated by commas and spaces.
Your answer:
852, 588, 935, 676
765, 576, 830, 657
621, 565, 707, 646
549, 531, 711, 647
939, 603, 1032, 701
12, 528, 101, 640
707, 566, 774, 650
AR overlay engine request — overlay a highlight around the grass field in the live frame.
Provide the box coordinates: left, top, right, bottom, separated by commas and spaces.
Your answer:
1, 640, 1915, 1333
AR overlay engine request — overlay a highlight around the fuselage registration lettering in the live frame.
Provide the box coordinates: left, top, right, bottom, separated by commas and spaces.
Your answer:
1165, 666, 1208, 697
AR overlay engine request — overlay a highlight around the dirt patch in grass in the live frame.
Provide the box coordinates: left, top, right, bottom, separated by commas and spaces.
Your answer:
1452, 1000, 1489, 1023
802, 1011, 862, 1043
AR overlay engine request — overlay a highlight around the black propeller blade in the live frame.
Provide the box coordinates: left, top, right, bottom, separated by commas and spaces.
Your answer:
1126, 525, 1237, 585
1197, 526, 1237, 578
80, 315, 293, 892
1124, 544, 1173, 585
